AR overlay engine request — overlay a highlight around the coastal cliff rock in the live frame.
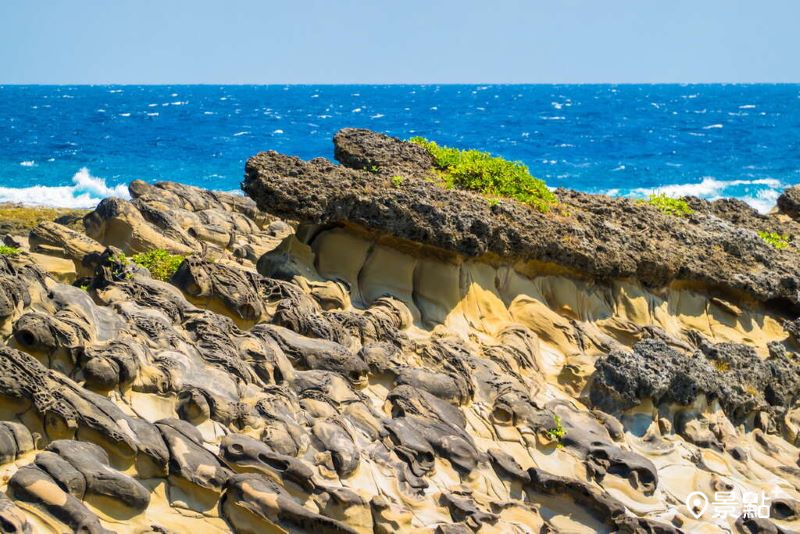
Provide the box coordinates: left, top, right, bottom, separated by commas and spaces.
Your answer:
0, 128, 798, 532
244, 129, 800, 311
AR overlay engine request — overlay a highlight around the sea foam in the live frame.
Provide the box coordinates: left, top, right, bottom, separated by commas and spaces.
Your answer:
0, 168, 130, 208
619, 177, 783, 213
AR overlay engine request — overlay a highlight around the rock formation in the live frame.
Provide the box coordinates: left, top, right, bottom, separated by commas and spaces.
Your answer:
0, 128, 798, 532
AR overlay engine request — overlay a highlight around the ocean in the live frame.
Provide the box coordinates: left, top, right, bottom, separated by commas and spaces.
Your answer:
1, 84, 798, 212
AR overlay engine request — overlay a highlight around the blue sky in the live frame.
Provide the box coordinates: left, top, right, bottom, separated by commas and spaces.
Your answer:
1, 0, 798, 83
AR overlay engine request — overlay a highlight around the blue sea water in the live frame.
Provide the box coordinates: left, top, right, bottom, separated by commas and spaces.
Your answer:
1, 84, 799, 211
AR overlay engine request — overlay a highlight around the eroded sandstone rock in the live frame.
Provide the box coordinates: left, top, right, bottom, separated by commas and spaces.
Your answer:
0, 129, 799, 532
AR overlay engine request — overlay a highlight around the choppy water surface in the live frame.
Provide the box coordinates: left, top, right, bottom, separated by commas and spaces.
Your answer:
0, 84, 798, 210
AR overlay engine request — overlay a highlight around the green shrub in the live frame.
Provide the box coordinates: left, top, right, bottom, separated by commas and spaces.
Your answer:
544, 414, 566, 446
130, 249, 185, 281
391, 175, 404, 187
644, 194, 694, 217
757, 230, 790, 250
409, 137, 556, 212
0, 245, 20, 256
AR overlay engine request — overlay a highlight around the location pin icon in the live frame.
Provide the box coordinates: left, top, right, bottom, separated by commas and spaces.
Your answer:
686, 491, 709, 519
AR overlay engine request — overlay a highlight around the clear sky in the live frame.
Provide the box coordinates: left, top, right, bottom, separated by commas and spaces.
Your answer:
1, 0, 798, 84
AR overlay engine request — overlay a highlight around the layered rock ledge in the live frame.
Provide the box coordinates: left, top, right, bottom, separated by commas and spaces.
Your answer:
244, 128, 800, 312
0, 128, 799, 533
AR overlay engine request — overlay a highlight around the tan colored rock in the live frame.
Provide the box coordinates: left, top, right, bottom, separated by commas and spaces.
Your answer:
83, 197, 193, 255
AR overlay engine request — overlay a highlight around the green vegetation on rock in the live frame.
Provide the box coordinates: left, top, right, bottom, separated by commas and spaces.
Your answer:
409, 137, 556, 212
391, 175, 404, 187
131, 249, 185, 281
0, 245, 20, 256
758, 230, 790, 250
544, 414, 566, 446
643, 193, 694, 217
0, 205, 88, 234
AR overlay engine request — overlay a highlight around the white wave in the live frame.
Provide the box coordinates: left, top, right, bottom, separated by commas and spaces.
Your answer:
739, 104, 756, 109
19, 160, 35, 167
629, 177, 780, 198
370, 113, 384, 119
541, 116, 565, 120
739, 188, 780, 213
146, 112, 159, 117
622, 177, 783, 213
702, 123, 724, 129
352, 107, 362, 113
119, 112, 131, 117
0, 168, 130, 208
233, 131, 250, 137
273, 129, 284, 134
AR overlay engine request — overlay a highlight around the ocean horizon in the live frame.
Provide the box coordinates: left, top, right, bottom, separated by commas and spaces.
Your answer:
2, 83, 799, 211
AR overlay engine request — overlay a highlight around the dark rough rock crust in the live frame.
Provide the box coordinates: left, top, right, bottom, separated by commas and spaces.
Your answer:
591, 337, 800, 424
778, 186, 800, 221
243, 129, 800, 311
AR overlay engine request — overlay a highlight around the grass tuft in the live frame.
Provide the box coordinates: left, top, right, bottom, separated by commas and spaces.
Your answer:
409, 137, 556, 212
757, 230, 790, 250
0, 245, 20, 256
544, 414, 566, 447
130, 249, 185, 281
643, 194, 694, 217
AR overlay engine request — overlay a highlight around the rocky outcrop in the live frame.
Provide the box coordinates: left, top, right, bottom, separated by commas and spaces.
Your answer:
591, 337, 800, 423
244, 129, 800, 312
0, 129, 799, 532
333, 127, 436, 177
778, 186, 800, 221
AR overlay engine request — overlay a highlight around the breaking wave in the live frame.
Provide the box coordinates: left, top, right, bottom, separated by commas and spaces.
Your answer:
609, 177, 784, 213
0, 168, 130, 208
